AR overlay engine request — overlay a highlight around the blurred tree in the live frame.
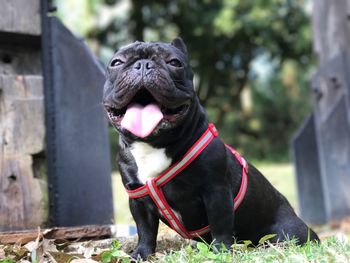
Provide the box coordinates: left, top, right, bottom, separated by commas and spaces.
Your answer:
57, 0, 313, 161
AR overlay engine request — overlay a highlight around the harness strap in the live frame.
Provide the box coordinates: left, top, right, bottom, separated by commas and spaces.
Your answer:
126, 123, 218, 198
226, 145, 249, 210
125, 123, 248, 239
146, 180, 192, 238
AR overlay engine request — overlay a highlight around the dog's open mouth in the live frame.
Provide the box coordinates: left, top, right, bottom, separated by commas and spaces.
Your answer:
105, 89, 189, 138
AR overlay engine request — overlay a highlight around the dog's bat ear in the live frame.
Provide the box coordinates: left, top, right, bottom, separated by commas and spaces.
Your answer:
171, 37, 188, 55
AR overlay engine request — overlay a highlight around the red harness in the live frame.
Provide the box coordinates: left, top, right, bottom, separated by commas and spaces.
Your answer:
125, 123, 249, 239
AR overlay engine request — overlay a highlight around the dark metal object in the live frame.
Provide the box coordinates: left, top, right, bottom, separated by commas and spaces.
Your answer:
41, 3, 113, 226
0, 32, 41, 47
293, 52, 350, 224
293, 114, 326, 224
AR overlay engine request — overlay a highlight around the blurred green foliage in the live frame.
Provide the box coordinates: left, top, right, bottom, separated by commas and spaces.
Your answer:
57, 0, 313, 162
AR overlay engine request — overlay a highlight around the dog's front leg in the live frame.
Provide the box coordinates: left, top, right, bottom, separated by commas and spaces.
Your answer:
202, 185, 234, 250
129, 198, 159, 260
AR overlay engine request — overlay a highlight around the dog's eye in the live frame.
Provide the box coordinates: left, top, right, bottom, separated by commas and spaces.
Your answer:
110, 58, 124, 67
167, 59, 182, 67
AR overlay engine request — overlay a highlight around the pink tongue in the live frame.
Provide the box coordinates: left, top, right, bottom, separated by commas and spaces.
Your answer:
121, 103, 164, 138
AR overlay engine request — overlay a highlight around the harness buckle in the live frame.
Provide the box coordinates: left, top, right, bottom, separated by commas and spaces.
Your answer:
208, 123, 218, 136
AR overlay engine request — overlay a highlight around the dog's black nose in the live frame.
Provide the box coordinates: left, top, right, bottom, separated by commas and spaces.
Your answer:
133, 59, 155, 72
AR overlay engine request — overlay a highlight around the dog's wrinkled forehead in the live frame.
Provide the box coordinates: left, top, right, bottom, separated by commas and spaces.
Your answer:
115, 41, 187, 61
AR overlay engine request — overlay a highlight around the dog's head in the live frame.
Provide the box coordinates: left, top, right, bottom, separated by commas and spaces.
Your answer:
103, 38, 196, 141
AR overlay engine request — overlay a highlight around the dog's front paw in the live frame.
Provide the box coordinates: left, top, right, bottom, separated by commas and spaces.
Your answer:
211, 239, 233, 253
130, 245, 154, 261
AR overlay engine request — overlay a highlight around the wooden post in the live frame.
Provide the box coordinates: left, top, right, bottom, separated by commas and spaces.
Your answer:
0, 0, 47, 230
1, 0, 113, 231
312, 0, 350, 67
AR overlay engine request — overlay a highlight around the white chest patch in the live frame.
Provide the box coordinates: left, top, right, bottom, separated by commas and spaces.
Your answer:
130, 142, 172, 184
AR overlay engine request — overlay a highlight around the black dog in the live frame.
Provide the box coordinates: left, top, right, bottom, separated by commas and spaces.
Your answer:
103, 38, 319, 260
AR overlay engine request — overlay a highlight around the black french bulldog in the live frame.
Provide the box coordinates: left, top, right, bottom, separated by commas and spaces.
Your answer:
103, 38, 319, 260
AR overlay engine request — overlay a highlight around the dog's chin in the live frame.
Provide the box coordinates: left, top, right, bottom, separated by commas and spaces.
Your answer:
104, 89, 191, 140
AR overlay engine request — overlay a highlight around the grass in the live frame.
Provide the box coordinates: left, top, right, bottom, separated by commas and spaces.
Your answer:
154, 237, 350, 263
255, 162, 297, 208
112, 172, 134, 224
99, 236, 350, 263
2, 234, 349, 263
112, 162, 297, 224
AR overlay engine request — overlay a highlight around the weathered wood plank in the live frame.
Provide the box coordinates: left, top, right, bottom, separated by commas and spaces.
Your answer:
0, 74, 47, 231
0, 225, 114, 244
0, 0, 41, 35
0, 46, 42, 75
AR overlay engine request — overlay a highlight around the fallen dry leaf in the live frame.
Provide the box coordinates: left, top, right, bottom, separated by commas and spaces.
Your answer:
49, 251, 82, 263
340, 217, 350, 233
24, 228, 41, 252
42, 238, 59, 253
24, 240, 39, 253
4, 245, 28, 261
83, 245, 95, 259
71, 259, 99, 263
